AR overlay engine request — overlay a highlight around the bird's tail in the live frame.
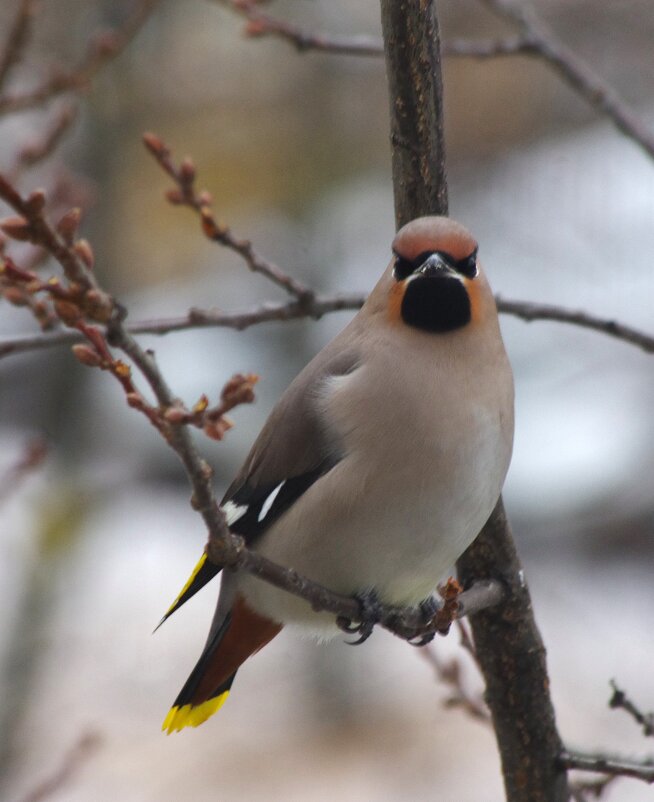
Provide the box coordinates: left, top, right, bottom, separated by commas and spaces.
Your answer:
162, 594, 282, 733
154, 552, 221, 632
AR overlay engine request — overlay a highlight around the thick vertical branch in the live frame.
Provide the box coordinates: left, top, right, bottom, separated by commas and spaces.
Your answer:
380, 2, 569, 799
458, 502, 569, 800
380, 0, 448, 223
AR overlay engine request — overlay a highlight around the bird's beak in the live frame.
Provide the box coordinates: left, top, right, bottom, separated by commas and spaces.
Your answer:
415, 252, 456, 278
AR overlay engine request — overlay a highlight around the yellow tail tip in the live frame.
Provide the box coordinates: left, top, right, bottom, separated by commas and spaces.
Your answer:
155, 553, 208, 632
162, 692, 229, 734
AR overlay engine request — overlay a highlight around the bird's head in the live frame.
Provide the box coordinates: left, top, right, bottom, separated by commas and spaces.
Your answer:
379, 216, 489, 334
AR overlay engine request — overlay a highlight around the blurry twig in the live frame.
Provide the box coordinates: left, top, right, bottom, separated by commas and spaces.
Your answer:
0, 437, 47, 506
19, 731, 101, 802
217, 0, 534, 59
609, 680, 654, 738
217, 0, 654, 163
142, 132, 314, 301
569, 775, 617, 801
495, 297, 654, 354
419, 641, 490, 722
16, 104, 78, 171
481, 0, 654, 162
0, 0, 162, 116
0, 0, 36, 92
560, 751, 654, 784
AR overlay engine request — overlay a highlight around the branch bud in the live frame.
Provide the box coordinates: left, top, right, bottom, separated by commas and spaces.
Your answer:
142, 131, 165, 157
165, 188, 185, 205
179, 158, 196, 184
83, 288, 113, 322
0, 216, 33, 242
203, 416, 234, 441
164, 406, 188, 424
25, 189, 46, 215
193, 394, 209, 414
74, 239, 95, 270
2, 286, 28, 306
56, 208, 82, 245
72, 343, 103, 367
113, 360, 131, 379
53, 298, 81, 325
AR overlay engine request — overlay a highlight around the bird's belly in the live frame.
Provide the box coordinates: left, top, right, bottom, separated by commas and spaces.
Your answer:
238, 416, 509, 633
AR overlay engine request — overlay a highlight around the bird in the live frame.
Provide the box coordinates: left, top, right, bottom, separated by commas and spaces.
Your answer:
159, 215, 514, 733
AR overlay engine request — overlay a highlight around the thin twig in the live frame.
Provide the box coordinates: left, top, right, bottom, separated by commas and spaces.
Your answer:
216, 0, 654, 163
3, 292, 654, 360
609, 680, 654, 738
0, 294, 364, 358
419, 642, 490, 721
569, 775, 617, 802
17, 104, 78, 169
0, 437, 47, 506
215, 0, 535, 60
495, 297, 654, 354
481, 0, 654, 162
143, 132, 314, 300
0, 0, 162, 116
18, 731, 102, 802
0, 0, 36, 92
560, 751, 654, 784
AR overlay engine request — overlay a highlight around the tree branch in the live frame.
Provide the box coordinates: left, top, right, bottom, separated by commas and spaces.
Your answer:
495, 297, 654, 354
0, 0, 163, 116
142, 132, 314, 301
215, 0, 654, 164
214, 0, 535, 60
18, 732, 101, 802
379, 0, 569, 798
609, 680, 654, 738
481, 0, 654, 162
0, 0, 36, 92
458, 502, 569, 800
560, 751, 654, 784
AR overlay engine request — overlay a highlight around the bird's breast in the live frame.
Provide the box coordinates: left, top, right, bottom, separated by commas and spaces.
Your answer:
241, 326, 513, 629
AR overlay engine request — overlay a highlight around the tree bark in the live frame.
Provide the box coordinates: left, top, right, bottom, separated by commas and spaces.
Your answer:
380, 0, 448, 223
458, 501, 569, 801
380, 2, 569, 799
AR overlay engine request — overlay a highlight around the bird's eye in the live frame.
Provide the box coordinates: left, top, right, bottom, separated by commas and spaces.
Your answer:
456, 249, 478, 278
393, 255, 414, 281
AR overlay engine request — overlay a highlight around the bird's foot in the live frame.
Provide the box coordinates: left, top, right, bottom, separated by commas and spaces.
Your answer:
337, 589, 383, 645
408, 596, 441, 646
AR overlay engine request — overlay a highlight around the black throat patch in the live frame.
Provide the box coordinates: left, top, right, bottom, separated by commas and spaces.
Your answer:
400, 275, 471, 333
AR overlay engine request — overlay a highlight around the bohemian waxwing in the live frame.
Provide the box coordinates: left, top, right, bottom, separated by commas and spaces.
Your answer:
161, 215, 514, 733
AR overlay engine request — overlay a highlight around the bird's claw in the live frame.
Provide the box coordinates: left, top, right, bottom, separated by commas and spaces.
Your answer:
408, 595, 441, 647
337, 589, 383, 645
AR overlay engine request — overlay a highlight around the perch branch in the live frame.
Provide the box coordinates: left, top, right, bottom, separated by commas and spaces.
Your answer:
3, 290, 654, 362
560, 751, 654, 784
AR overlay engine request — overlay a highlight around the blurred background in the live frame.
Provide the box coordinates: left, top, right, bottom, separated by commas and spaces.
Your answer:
1, 1, 653, 799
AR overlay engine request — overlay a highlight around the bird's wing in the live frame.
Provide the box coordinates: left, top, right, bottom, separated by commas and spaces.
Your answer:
156, 338, 361, 627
